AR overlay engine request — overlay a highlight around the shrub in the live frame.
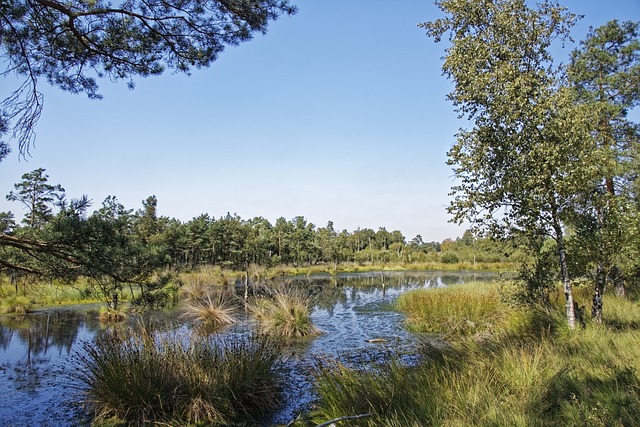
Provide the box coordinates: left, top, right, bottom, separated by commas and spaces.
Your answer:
440, 251, 460, 264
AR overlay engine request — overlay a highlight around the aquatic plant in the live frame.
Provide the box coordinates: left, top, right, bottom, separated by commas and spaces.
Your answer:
72, 328, 283, 426
180, 292, 238, 330
250, 290, 321, 338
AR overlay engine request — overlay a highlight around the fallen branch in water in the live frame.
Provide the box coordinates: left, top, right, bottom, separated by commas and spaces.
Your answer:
315, 412, 373, 427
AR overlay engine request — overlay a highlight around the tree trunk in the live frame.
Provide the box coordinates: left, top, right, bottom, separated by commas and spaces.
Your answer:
591, 261, 606, 323
611, 265, 626, 298
111, 292, 119, 311
554, 228, 575, 329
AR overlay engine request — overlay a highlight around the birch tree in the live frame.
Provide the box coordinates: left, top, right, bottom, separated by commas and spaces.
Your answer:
422, 0, 602, 328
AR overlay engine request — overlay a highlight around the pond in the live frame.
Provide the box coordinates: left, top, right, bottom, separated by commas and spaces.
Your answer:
0, 270, 497, 426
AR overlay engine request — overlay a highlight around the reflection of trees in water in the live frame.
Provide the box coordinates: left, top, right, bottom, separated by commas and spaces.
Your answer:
0, 310, 102, 361
1, 272, 496, 363
0, 325, 14, 351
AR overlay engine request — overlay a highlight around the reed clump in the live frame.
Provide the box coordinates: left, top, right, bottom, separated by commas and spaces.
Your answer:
72, 328, 283, 426
396, 282, 505, 336
250, 290, 321, 338
98, 307, 128, 323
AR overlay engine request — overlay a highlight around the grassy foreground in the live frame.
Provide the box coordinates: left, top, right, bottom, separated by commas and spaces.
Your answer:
310, 283, 640, 427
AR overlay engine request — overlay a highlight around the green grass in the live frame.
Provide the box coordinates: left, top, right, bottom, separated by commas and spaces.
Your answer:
179, 266, 241, 287
396, 282, 507, 336
0, 295, 32, 314
250, 290, 321, 338
309, 283, 640, 427
72, 327, 283, 426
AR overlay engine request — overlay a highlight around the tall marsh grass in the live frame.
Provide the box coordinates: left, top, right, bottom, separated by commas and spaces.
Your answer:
179, 265, 239, 287
396, 283, 505, 336
311, 283, 640, 427
0, 295, 32, 314
72, 327, 283, 426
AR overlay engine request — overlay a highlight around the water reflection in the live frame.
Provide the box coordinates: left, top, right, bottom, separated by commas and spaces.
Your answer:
0, 270, 496, 426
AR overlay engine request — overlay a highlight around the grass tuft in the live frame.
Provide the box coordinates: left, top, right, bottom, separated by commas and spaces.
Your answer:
180, 292, 238, 331
250, 290, 321, 338
1, 296, 32, 314
71, 327, 283, 426
98, 307, 127, 323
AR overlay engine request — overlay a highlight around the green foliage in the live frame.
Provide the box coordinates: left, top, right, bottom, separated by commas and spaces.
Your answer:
506, 238, 560, 306
1, 165, 515, 308
440, 251, 459, 264
420, 0, 640, 328
5, 168, 64, 228
72, 328, 283, 426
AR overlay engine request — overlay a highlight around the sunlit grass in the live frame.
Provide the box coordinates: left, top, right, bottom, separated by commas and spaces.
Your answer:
311, 282, 640, 427
250, 290, 321, 338
396, 282, 505, 336
181, 292, 238, 331
179, 266, 240, 287
0, 295, 32, 314
98, 307, 128, 323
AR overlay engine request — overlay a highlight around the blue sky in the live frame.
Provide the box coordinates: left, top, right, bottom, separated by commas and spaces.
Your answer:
1, 0, 639, 242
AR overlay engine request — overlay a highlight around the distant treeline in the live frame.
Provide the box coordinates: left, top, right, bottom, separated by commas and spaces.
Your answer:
119, 198, 517, 269
0, 169, 515, 277
69, 195, 515, 270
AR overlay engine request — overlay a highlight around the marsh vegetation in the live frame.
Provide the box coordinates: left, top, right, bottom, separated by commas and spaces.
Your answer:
310, 283, 640, 427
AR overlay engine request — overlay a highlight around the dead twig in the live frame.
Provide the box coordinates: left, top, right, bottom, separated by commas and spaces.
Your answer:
315, 412, 373, 427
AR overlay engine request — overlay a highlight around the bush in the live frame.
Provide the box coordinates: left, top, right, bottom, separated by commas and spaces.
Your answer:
440, 251, 460, 264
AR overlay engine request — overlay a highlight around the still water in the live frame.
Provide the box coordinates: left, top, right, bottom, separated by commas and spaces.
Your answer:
0, 270, 496, 426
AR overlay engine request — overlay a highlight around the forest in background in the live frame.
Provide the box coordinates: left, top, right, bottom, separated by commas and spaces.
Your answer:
0, 168, 515, 275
